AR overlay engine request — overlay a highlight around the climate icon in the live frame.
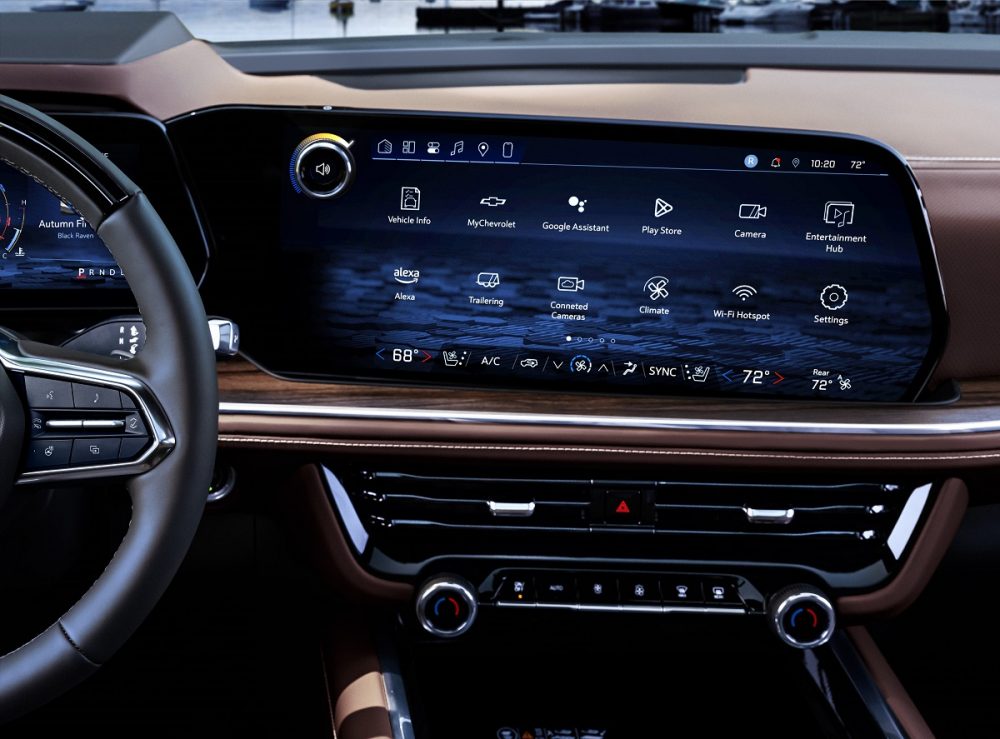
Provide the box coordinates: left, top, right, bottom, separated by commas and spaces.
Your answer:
732, 284, 758, 302
643, 275, 670, 301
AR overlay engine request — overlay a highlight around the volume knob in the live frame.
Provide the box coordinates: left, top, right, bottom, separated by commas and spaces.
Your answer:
290, 133, 354, 199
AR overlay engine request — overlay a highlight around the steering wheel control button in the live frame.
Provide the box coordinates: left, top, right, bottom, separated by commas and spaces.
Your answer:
119, 437, 150, 461
70, 437, 121, 465
119, 392, 137, 409
292, 134, 355, 199
24, 376, 73, 408
660, 577, 705, 606
496, 574, 534, 605
579, 575, 619, 605
415, 576, 478, 638
536, 574, 577, 604
29, 412, 45, 437
71, 382, 122, 409
123, 412, 147, 436
25, 439, 72, 470
769, 586, 836, 649
605, 490, 641, 525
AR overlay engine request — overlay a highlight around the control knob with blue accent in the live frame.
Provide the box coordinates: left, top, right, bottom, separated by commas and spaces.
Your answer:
415, 575, 478, 638
768, 585, 836, 649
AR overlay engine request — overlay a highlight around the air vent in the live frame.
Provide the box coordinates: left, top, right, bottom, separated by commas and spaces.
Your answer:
333, 470, 934, 587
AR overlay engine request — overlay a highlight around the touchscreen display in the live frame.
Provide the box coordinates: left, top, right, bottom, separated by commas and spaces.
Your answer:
203, 112, 946, 402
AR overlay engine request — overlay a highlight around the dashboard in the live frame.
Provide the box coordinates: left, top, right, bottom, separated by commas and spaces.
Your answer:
32, 108, 942, 404
3, 15, 1000, 442
5, 16, 1000, 735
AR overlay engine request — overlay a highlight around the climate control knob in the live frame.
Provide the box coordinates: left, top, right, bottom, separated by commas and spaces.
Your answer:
290, 133, 355, 199
768, 585, 836, 649
415, 576, 478, 638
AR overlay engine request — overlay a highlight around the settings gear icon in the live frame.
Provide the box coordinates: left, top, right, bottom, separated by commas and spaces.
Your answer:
820, 284, 849, 311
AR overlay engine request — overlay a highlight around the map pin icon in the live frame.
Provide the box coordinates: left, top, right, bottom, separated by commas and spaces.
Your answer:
478, 142, 489, 157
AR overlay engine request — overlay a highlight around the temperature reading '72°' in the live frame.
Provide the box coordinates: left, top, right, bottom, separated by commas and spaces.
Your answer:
742, 369, 770, 385
850, 160, 866, 170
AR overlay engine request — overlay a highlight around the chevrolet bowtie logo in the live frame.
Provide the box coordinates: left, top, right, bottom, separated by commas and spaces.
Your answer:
654, 198, 674, 218
480, 196, 507, 207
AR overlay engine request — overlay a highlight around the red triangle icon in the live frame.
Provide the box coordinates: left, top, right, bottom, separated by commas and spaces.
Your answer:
615, 500, 631, 514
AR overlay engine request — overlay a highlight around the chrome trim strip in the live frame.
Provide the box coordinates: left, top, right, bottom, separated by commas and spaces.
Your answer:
374, 634, 416, 739
744, 507, 796, 525
321, 466, 369, 554
887, 483, 932, 560
219, 401, 999, 436
1, 330, 174, 485
488, 500, 536, 517
496, 601, 745, 615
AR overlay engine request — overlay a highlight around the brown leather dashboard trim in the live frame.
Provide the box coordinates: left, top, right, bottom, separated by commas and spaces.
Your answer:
847, 626, 935, 739
839, 478, 967, 620
281, 465, 412, 603
6, 40, 1000, 161
222, 432, 1000, 470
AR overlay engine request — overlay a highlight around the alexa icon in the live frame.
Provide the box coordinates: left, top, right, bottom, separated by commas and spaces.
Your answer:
400, 186, 421, 211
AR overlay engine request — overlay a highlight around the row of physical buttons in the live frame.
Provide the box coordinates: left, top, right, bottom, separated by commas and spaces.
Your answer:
24, 436, 148, 471
30, 412, 147, 438
25, 376, 136, 410
495, 573, 743, 610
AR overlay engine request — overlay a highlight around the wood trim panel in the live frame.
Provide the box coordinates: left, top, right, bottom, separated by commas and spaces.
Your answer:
218, 360, 1000, 463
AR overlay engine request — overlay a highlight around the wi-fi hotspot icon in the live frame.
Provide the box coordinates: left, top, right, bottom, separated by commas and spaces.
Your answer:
732, 284, 758, 302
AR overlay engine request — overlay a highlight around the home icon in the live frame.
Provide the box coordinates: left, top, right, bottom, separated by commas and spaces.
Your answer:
377, 139, 392, 155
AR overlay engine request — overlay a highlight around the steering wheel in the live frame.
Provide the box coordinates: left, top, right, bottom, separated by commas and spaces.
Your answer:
0, 96, 217, 720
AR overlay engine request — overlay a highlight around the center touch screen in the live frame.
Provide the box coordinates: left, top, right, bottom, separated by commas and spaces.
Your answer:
180, 110, 946, 402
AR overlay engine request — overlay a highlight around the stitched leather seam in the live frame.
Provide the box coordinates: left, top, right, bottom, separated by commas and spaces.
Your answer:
218, 435, 1000, 463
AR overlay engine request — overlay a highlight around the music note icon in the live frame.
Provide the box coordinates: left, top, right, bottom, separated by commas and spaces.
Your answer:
450, 141, 464, 156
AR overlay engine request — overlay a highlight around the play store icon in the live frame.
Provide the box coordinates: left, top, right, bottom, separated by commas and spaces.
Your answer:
654, 198, 674, 218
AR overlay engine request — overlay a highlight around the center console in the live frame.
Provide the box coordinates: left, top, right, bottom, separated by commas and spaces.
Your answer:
169, 107, 962, 737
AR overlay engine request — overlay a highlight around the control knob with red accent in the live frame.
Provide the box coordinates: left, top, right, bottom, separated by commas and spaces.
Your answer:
415, 576, 478, 638
768, 585, 836, 649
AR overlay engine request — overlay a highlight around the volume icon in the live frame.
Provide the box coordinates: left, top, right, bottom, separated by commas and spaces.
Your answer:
732, 284, 758, 302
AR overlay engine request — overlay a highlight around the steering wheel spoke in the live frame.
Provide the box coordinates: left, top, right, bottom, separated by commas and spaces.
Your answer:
0, 330, 174, 486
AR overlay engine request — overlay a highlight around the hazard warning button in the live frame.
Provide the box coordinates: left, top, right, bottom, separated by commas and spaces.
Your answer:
605, 490, 641, 525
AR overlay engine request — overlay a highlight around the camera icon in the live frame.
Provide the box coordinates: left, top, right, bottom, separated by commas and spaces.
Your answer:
738, 203, 767, 220
557, 276, 585, 292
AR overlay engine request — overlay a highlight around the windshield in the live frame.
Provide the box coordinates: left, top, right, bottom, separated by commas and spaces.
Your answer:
2, 0, 990, 43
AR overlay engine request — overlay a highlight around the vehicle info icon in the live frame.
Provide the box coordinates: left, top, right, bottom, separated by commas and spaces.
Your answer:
400, 186, 421, 211
476, 272, 500, 289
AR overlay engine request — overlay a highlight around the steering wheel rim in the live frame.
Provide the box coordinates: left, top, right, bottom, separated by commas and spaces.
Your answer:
0, 96, 217, 720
